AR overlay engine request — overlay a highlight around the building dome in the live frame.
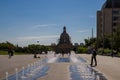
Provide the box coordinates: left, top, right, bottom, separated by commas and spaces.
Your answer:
59, 26, 71, 44
56, 26, 73, 53
102, 0, 120, 9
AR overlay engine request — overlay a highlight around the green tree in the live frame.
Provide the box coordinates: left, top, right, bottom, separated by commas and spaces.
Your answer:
0, 41, 15, 50
28, 44, 37, 53
84, 38, 96, 47
113, 27, 120, 52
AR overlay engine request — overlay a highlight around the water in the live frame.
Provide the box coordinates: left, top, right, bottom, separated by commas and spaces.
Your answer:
70, 64, 96, 80
6, 51, 57, 80
57, 58, 70, 62
15, 68, 18, 80
69, 52, 107, 80
5, 51, 107, 80
6, 72, 8, 80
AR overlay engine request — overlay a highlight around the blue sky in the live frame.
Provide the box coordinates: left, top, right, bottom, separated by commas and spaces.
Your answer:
0, 0, 105, 47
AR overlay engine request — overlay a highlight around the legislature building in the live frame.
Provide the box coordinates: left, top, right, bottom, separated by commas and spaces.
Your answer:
55, 26, 73, 53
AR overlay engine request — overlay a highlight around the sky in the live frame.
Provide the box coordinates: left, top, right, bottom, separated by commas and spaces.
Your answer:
0, 0, 105, 47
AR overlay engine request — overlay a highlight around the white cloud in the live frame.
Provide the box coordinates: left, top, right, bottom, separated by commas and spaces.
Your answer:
78, 30, 90, 33
8, 35, 59, 46
32, 24, 57, 29
88, 15, 95, 18
16, 35, 59, 41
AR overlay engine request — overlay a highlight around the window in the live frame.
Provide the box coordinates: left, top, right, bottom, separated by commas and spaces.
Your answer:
113, 16, 119, 21
113, 10, 119, 14
112, 28, 116, 32
113, 23, 117, 26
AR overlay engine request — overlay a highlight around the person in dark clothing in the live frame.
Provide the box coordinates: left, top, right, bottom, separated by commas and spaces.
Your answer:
90, 49, 97, 67
8, 49, 14, 59
33, 53, 37, 58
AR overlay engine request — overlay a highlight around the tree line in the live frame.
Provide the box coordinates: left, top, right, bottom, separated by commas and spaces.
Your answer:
0, 41, 53, 54
0, 29, 120, 55
84, 29, 120, 55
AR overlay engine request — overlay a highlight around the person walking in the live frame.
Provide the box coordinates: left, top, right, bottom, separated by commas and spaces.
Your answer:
8, 49, 14, 59
90, 48, 97, 67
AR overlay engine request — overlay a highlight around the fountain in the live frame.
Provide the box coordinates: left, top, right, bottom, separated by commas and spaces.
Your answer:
15, 68, 18, 80
5, 55, 50, 80
21, 66, 27, 79
3, 51, 60, 80
47, 51, 60, 63
6, 72, 8, 80
69, 51, 96, 80
3, 50, 107, 80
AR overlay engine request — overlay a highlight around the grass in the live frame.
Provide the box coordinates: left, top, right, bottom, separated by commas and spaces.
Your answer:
0, 50, 8, 55
0, 50, 28, 55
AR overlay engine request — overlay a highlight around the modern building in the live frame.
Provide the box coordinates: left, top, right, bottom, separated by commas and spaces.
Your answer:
97, 0, 120, 39
74, 43, 79, 46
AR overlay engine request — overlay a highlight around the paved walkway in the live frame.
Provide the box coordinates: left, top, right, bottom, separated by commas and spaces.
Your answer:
0, 54, 120, 80
0, 54, 45, 79
78, 54, 120, 80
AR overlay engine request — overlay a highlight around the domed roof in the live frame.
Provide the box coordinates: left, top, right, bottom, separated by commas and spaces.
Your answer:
60, 26, 70, 40
102, 0, 120, 9
56, 26, 73, 53
58, 26, 72, 44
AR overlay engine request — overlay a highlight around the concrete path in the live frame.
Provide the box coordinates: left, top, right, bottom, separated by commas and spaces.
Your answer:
78, 54, 120, 80
0, 54, 45, 79
0, 54, 120, 80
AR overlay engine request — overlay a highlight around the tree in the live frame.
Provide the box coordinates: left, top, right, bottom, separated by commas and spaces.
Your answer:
0, 41, 15, 50
84, 38, 96, 47
28, 44, 38, 53
113, 27, 120, 52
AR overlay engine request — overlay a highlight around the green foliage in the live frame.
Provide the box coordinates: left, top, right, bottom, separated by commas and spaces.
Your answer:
0, 41, 54, 54
27, 44, 53, 53
84, 38, 96, 47
104, 48, 111, 54
77, 47, 87, 53
97, 48, 111, 55
0, 50, 8, 55
97, 48, 103, 54
118, 52, 120, 56
97, 37, 111, 49
0, 41, 15, 50
0, 50, 26, 55
113, 27, 120, 51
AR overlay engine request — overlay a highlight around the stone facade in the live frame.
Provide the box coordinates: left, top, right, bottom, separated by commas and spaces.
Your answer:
55, 26, 73, 53
97, 0, 120, 39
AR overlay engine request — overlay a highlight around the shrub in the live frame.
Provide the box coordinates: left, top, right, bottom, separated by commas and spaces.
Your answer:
104, 48, 111, 54
77, 47, 87, 53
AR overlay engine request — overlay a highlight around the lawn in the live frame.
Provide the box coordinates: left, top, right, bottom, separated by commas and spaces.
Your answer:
0, 50, 8, 55
0, 50, 27, 55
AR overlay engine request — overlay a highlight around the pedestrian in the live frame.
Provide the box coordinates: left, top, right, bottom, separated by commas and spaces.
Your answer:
8, 49, 14, 59
8, 50, 11, 58
90, 48, 97, 67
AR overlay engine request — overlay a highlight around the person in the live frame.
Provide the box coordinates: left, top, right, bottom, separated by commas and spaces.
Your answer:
33, 53, 37, 58
8, 49, 14, 59
90, 48, 97, 67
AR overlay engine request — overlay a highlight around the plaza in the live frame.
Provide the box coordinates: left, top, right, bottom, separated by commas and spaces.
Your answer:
0, 53, 120, 80
0, 0, 120, 80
